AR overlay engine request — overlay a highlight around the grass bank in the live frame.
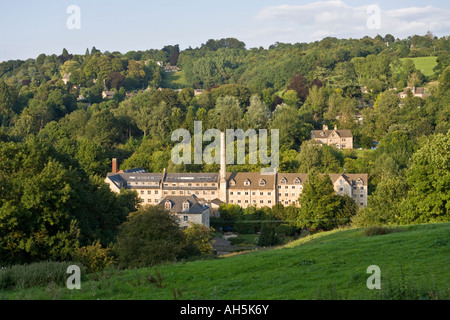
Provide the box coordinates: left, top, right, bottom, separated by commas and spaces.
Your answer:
1, 223, 449, 300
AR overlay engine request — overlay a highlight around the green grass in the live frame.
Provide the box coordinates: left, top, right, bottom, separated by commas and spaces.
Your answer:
1, 223, 449, 300
160, 70, 188, 89
400, 57, 438, 77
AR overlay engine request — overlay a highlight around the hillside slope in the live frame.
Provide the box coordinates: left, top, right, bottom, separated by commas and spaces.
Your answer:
4, 223, 449, 300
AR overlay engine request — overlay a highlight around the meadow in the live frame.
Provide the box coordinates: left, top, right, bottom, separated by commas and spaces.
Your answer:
1, 223, 448, 300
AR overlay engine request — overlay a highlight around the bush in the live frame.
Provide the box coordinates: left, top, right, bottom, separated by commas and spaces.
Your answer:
72, 240, 115, 273
113, 206, 185, 269
257, 223, 280, 246
0, 261, 85, 290
363, 226, 405, 237
180, 223, 214, 258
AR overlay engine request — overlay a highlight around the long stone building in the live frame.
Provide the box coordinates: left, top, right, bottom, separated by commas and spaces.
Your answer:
105, 134, 368, 227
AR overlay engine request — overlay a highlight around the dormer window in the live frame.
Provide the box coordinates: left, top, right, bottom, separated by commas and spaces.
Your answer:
229, 179, 236, 186
244, 179, 251, 186
164, 201, 172, 210
182, 201, 190, 211
294, 178, 302, 184
259, 179, 266, 186
280, 178, 287, 184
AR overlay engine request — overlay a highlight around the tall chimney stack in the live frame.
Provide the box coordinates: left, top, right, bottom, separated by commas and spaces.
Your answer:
220, 132, 226, 182
112, 158, 118, 173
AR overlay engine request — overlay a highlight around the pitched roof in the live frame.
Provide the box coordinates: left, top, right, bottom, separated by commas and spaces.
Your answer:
165, 173, 219, 183
158, 195, 208, 214
311, 129, 353, 139
278, 173, 308, 184
227, 172, 276, 190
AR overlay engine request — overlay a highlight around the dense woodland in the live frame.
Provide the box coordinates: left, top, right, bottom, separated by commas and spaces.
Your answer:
0, 33, 449, 267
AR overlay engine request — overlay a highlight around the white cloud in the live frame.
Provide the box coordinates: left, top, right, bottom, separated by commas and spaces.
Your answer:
250, 1, 450, 45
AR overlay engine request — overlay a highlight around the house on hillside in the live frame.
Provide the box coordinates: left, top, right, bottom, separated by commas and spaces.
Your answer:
62, 73, 71, 85
102, 91, 115, 99
159, 195, 211, 228
164, 66, 180, 73
398, 87, 430, 99
311, 125, 354, 150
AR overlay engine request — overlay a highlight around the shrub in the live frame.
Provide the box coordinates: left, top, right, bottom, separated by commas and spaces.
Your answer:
180, 223, 214, 258
363, 226, 404, 237
72, 240, 115, 273
113, 206, 185, 269
0, 261, 85, 290
257, 223, 280, 246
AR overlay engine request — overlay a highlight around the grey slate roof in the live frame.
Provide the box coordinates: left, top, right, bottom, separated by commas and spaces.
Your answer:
159, 195, 209, 214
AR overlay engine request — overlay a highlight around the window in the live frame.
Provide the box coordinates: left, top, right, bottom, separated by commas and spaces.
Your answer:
259, 179, 266, 186
154, 190, 158, 195
165, 201, 172, 210
245, 200, 249, 203
260, 192, 264, 196
260, 200, 264, 204
252, 192, 256, 196
280, 178, 287, 184
285, 193, 288, 197
147, 191, 151, 195
292, 193, 295, 197
183, 216, 188, 222
292, 186, 295, 189
360, 202, 364, 207
182, 201, 190, 211
171, 191, 176, 195
278, 193, 281, 196
140, 190, 144, 195
230, 192, 234, 195
294, 178, 301, 184
172, 183, 176, 187
360, 194, 364, 198
163, 191, 168, 195
237, 192, 241, 195
203, 191, 207, 195
238, 200, 241, 204
245, 192, 249, 195
244, 179, 251, 186
285, 186, 289, 189
339, 188, 343, 192
268, 200, 272, 204
148, 199, 151, 203
268, 192, 271, 196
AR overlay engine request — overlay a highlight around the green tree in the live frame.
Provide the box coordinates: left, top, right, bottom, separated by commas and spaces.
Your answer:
114, 206, 185, 268
399, 132, 450, 224
295, 171, 342, 231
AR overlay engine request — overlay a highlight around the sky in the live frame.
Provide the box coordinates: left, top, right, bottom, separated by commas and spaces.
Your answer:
0, 0, 449, 61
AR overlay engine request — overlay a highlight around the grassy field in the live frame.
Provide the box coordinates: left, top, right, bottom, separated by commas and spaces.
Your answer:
160, 70, 188, 89
1, 223, 449, 300
400, 56, 438, 77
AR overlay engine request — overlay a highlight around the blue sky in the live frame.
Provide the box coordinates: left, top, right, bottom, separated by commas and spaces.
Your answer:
0, 0, 449, 61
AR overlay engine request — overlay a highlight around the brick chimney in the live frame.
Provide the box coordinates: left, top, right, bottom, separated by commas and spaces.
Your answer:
112, 158, 118, 173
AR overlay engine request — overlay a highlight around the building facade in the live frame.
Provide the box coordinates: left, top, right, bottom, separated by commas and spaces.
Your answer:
311, 125, 353, 150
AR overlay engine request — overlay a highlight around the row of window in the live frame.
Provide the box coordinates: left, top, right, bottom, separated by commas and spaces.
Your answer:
230, 191, 272, 196
139, 190, 216, 196
164, 183, 216, 187
230, 199, 273, 205
278, 185, 303, 189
